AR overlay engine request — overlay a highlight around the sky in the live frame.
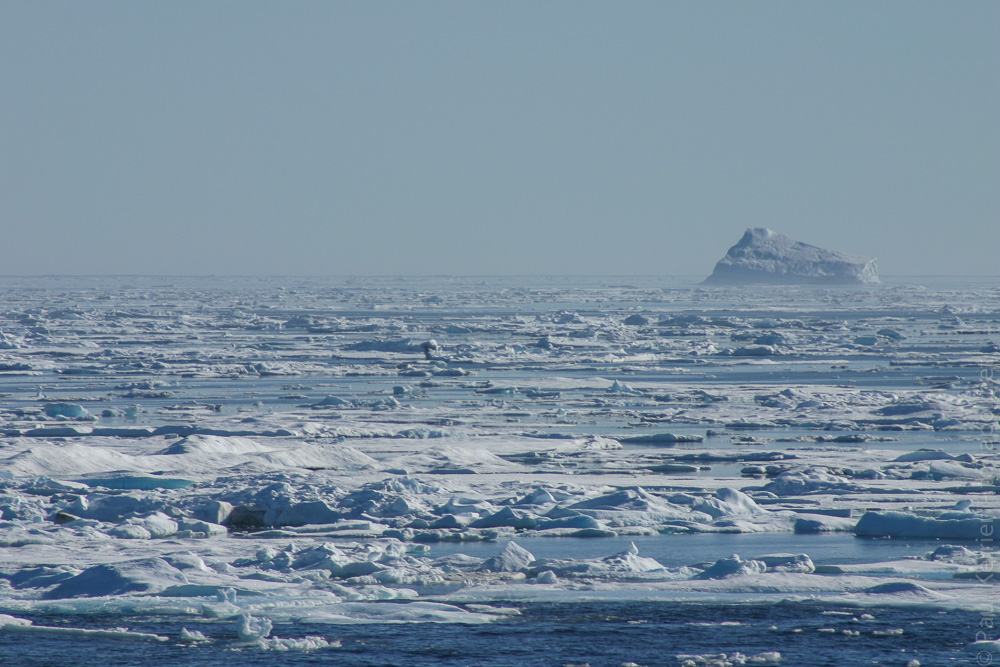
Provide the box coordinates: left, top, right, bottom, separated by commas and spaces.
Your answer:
1, 2, 997, 277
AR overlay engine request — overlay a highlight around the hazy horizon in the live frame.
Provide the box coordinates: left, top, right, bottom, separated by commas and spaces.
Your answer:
3, 3, 997, 277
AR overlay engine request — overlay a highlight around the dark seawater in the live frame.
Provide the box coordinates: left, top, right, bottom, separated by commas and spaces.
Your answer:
0, 602, 978, 666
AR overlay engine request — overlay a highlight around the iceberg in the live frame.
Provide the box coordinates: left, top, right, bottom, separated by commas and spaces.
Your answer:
703, 228, 878, 285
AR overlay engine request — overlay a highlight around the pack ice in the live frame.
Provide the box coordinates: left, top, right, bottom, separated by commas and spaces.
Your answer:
0, 274, 996, 655
704, 228, 879, 285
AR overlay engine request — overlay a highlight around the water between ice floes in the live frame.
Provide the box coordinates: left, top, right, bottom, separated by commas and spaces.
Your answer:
419, 531, 952, 569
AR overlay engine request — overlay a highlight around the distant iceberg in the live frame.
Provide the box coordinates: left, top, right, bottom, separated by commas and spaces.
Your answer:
703, 228, 878, 285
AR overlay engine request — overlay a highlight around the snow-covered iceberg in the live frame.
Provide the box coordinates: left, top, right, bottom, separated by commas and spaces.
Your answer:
703, 228, 878, 285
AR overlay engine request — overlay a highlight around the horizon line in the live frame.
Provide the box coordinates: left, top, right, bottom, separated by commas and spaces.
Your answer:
1, 273, 999, 280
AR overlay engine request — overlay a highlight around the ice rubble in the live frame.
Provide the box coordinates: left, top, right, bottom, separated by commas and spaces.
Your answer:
676, 652, 782, 666
704, 228, 879, 285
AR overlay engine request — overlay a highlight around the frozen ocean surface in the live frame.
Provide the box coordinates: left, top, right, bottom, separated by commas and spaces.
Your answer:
0, 274, 997, 665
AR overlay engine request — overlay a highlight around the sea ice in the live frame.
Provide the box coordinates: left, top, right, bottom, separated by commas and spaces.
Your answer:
0, 274, 997, 657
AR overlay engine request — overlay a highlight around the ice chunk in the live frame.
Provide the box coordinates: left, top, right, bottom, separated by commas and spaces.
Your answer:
677, 652, 781, 665
179, 628, 208, 642
920, 460, 983, 480
43, 403, 91, 419
607, 380, 642, 395
478, 541, 536, 572
969, 639, 1000, 656
927, 544, 976, 562
529, 543, 665, 579
711, 488, 765, 515
237, 613, 273, 641
794, 515, 856, 533
0, 614, 32, 629
111, 512, 179, 539
265, 500, 341, 528
756, 553, 815, 573
855, 510, 996, 540
693, 554, 767, 579
194, 500, 234, 524
703, 228, 878, 285
313, 395, 352, 407
599, 543, 665, 574
258, 635, 336, 651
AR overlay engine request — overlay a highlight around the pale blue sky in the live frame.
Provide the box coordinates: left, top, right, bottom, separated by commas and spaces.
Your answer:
2, 2, 996, 276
